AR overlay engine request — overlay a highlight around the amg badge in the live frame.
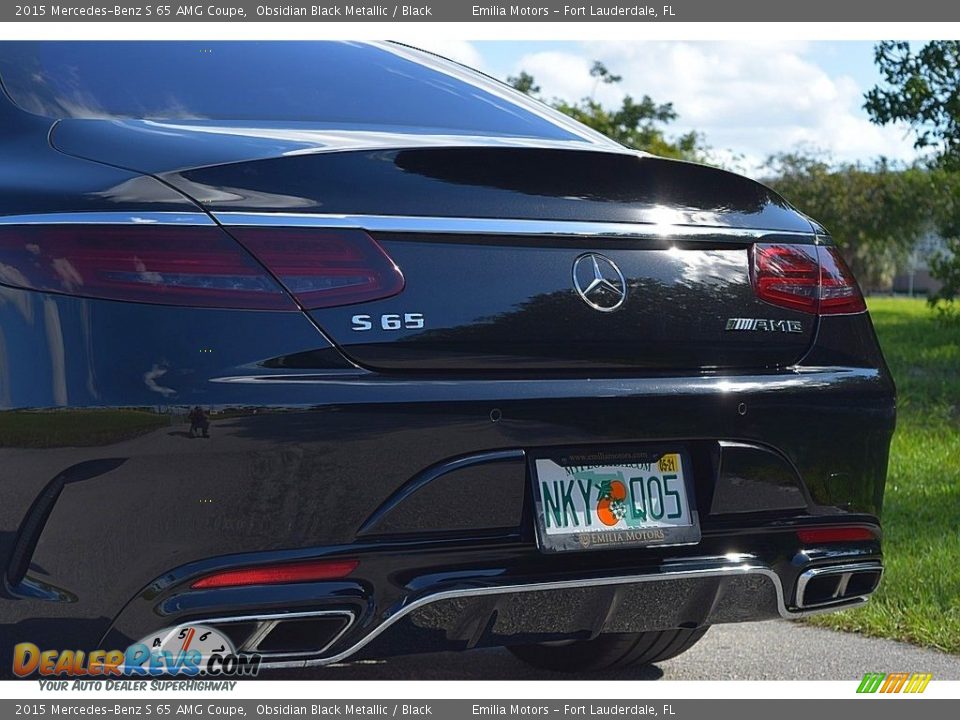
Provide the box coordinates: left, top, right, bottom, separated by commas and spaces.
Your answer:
725, 318, 803, 333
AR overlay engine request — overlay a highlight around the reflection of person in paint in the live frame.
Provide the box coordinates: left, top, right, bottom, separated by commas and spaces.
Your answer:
189, 406, 210, 438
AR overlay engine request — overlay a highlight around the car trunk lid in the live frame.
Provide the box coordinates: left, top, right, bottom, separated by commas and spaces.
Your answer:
50, 121, 819, 372
295, 228, 819, 372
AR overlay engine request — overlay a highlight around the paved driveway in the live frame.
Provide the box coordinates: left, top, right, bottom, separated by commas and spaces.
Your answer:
268, 620, 960, 680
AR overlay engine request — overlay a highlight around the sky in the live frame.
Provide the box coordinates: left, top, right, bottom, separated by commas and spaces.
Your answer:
414, 40, 921, 174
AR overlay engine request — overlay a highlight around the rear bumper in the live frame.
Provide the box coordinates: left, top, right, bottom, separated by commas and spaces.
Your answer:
0, 369, 893, 662
104, 549, 883, 670
0, 292, 895, 666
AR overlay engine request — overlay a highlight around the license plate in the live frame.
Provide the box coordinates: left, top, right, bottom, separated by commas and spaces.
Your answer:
530, 449, 701, 553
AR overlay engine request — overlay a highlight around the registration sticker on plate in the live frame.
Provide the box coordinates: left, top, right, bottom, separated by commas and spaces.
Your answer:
530, 450, 701, 553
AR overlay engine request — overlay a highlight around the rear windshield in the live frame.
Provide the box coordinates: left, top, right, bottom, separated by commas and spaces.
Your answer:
0, 41, 587, 141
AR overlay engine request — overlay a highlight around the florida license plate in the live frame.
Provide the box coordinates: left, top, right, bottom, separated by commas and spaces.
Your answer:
530, 449, 701, 553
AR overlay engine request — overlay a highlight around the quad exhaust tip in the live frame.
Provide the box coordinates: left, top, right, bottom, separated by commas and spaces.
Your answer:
155, 561, 882, 669
201, 610, 356, 659
795, 562, 883, 610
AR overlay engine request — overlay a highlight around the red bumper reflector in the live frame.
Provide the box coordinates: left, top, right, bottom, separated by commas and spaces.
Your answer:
797, 527, 876, 544
191, 559, 358, 589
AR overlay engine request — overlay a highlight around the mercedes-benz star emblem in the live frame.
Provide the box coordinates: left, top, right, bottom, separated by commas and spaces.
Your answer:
572, 253, 627, 312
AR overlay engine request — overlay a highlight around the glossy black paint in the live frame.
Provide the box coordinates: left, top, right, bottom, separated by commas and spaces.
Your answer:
0, 118, 202, 220
55, 129, 813, 230
0, 283, 894, 661
2, 42, 597, 140
0, 42, 895, 673
309, 234, 817, 372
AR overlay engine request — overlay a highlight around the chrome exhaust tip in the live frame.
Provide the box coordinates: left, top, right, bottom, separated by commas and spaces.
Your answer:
795, 562, 883, 610
193, 610, 356, 659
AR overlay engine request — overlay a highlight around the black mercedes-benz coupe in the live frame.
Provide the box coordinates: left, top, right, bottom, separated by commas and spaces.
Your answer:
0, 41, 894, 675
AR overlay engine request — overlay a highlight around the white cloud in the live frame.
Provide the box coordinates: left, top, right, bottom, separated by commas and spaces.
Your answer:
509, 42, 918, 175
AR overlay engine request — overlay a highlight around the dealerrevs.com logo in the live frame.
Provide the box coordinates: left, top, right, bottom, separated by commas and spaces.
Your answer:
13, 625, 261, 678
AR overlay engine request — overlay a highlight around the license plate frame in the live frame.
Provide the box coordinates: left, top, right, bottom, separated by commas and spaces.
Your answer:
528, 447, 701, 553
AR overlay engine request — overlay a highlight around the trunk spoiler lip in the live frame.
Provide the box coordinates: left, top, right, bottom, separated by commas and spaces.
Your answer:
49, 118, 811, 233
50, 116, 632, 175
0, 210, 819, 241
211, 212, 819, 241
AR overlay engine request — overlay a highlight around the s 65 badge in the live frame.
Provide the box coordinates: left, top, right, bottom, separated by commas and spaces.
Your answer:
352, 313, 425, 331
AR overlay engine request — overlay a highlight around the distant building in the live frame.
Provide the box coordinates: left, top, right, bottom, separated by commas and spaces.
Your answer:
892, 234, 947, 296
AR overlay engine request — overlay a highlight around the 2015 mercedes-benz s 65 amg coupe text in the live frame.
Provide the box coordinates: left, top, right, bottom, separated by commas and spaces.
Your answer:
0, 41, 894, 675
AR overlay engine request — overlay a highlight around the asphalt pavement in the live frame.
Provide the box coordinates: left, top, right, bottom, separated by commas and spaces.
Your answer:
267, 620, 960, 680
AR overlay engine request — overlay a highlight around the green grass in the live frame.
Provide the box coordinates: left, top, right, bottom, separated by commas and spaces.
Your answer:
0, 409, 168, 448
809, 297, 960, 652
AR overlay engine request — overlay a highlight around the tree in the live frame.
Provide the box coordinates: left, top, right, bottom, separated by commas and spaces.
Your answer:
929, 239, 960, 316
505, 71, 540, 97
589, 60, 621, 88
765, 152, 937, 292
865, 41, 960, 167
507, 62, 704, 161
923, 170, 960, 316
865, 41, 960, 311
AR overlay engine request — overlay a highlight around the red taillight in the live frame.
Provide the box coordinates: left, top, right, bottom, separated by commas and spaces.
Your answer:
817, 245, 867, 314
0, 224, 403, 310
751, 243, 820, 313
797, 527, 877, 544
229, 227, 404, 310
0, 224, 296, 309
751, 243, 865, 315
190, 559, 358, 589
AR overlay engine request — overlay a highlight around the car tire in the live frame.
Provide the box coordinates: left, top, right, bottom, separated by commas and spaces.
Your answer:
507, 627, 709, 672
